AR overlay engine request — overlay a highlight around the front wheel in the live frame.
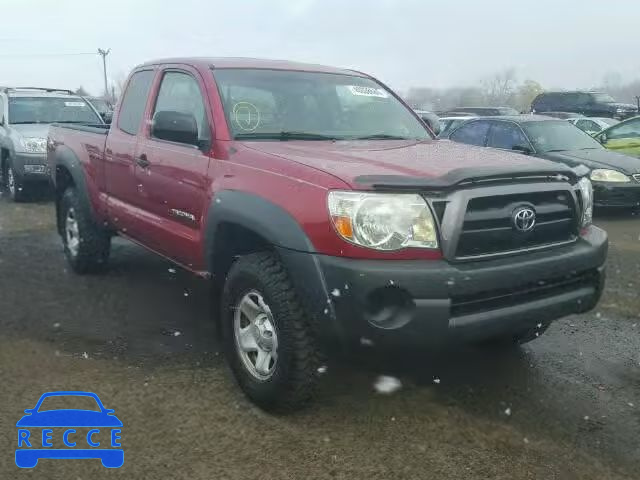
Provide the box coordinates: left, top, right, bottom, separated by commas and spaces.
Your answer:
221, 252, 324, 412
60, 187, 111, 274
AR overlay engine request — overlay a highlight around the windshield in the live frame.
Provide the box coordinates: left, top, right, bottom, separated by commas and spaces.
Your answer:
8, 96, 101, 124
522, 120, 603, 152
213, 69, 431, 140
591, 93, 616, 103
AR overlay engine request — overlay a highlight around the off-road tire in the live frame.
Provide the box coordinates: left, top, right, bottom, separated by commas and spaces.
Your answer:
60, 187, 111, 274
221, 252, 324, 412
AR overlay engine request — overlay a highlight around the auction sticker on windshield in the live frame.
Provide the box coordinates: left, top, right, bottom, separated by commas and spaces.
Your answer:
347, 85, 389, 98
64, 102, 87, 107
15, 391, 123, 468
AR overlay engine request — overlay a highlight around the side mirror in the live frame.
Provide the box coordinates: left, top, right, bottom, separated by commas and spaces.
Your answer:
422, 117, 441, 136
512, 144, 532, 154
598, 133, 607, 144
152, 110, 199, 146
104, 409, 115, 415
23, 409, 34, 414
100, 112, 113, 125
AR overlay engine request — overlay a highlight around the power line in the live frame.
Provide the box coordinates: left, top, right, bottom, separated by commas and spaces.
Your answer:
0, 52, 97, 57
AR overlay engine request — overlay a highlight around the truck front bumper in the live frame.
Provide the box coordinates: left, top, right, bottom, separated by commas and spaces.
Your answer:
593, 180, 640, 208
11, 152, 50, 185
279, 226, 607, 347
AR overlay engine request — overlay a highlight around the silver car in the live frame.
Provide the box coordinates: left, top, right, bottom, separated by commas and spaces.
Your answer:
0, 87, 103, 201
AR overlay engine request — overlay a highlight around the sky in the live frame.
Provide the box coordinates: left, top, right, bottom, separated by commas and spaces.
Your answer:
1, 0, 638, 96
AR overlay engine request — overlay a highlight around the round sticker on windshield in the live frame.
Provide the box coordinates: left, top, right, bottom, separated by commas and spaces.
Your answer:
347, 86, 388, 98
232, 102, 261, 132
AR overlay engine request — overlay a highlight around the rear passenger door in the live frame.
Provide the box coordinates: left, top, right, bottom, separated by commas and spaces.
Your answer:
448, 120, 491, 147
104, 69, 156, 232
132, 66, 213, 268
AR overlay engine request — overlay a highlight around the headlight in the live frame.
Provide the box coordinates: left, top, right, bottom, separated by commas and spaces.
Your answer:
577, 177, 593, 227
20, 137, 47, 154
327, 191, 438, 250
590, 169, 630, 183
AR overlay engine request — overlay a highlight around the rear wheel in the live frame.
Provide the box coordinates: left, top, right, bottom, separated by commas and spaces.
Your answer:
60, 187, 111, 273
221, 252, 323, 412
4, 162, 25, 201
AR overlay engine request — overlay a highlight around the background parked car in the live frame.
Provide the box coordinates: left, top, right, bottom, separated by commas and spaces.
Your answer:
445, 115, 640, 208
542, 112, 586, 119
444, 106, 519, 116
531, 91, 638, 119
568, 117, 619, 136
0, 87, 104, 201
438, 115, 477, 138
85, 96, 114, 124
595, 116, 640, 158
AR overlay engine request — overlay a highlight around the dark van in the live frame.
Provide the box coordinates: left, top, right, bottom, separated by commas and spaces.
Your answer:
531, 91, 637, 120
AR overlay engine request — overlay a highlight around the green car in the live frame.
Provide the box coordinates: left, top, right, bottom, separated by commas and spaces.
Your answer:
596, 116, 640, 158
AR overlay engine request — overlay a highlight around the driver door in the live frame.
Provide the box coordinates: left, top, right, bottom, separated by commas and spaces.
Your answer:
132, 66, 214, 268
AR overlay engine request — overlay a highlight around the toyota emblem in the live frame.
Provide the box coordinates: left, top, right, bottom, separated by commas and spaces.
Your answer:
512, 206, 536, 232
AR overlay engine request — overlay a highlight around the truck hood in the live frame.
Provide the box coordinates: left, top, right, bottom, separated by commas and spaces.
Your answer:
241, 139, 566, 188
8, 124, 51, 138
543, 148, 640, 175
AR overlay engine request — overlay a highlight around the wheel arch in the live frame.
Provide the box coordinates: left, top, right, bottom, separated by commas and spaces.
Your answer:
53, 146, 93, 236
204, 191, 341, 345
204, 190, 316, 279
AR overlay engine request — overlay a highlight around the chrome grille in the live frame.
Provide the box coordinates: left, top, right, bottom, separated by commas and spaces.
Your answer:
455, 190, 578, 258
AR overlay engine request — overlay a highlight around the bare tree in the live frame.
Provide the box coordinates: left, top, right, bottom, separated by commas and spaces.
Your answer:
480, 68, 517, 106
75, 86, 90, 96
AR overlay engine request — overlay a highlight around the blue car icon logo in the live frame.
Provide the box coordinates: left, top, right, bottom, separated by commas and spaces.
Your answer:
15, 391, 123, 468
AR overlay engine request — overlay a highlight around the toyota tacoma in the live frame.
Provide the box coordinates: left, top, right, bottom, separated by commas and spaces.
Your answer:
47, 58, 607, 411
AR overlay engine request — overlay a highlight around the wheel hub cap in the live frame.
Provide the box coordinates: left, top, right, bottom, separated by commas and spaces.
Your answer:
7, 167, 15, 196
233, 291, 279, 380
65, 208, 80, 257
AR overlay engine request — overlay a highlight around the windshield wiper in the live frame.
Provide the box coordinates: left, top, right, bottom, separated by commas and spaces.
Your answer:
349, 133, 415, 140
235, 131, 338, 141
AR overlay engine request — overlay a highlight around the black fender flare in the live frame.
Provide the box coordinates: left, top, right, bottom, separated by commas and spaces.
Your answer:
203, 190, 316, 272
52, 145, 94, 233
204, 190, 345, 345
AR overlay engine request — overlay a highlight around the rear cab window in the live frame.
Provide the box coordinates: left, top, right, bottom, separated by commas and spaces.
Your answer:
118, 70, 155, 135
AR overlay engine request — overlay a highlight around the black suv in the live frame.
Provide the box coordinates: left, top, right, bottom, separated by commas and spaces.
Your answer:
531, 91, 638, 119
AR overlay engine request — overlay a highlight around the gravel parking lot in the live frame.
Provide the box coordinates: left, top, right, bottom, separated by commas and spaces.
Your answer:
0, 194, 639, 479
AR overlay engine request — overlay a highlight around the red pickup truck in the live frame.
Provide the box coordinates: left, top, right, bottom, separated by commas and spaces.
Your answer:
47, 57, 607, 411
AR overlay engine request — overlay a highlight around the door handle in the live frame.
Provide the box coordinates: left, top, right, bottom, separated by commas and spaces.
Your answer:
136, 154, 150, 168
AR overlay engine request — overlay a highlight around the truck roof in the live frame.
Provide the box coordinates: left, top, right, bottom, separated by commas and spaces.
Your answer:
139, 57, 367, 77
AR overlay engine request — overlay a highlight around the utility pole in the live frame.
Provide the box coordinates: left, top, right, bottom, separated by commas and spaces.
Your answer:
635, 96, 640, 113
97, 48, 111, 99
